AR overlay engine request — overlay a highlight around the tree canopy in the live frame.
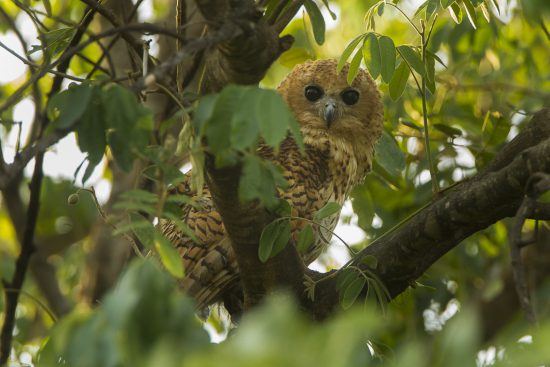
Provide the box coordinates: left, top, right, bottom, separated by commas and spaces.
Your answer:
0, 0, 549, 366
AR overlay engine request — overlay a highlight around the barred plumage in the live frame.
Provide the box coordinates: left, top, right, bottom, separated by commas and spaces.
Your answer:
162, 59, 383, 310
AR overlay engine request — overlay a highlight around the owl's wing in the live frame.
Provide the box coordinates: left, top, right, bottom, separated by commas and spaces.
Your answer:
162, 138, 336, 309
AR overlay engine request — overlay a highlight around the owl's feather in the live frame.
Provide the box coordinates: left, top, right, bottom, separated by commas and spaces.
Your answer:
161, 59, 383, 309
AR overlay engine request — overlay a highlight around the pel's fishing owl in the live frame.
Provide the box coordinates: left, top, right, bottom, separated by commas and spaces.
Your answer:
162, 59, 383, 312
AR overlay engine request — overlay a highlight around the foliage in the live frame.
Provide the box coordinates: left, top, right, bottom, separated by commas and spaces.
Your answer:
0, 0, 549, 366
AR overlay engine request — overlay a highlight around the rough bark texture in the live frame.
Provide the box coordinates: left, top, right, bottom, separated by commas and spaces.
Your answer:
186, 0, 550, 318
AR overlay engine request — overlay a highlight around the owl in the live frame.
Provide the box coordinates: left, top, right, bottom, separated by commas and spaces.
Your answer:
162, 59, 383, 313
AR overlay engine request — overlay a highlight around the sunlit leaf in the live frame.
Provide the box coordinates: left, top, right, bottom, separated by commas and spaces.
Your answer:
397, 45, 424, 76
347, 48, 363, 85
338, 34, 366, 72
374, 131, 405, 176
362, 33, 381, 79
320, 0, 337, 19
42, 0, 52, 16
155, 233, 184, 278
279, 47, 313, 68
461, 0, 478, 29
449, 2, 463, 23
378, 36, 396, 83
389, 61, 410, 101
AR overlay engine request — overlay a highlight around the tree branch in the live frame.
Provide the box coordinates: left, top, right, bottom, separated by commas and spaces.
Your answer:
308, 109, 550, 318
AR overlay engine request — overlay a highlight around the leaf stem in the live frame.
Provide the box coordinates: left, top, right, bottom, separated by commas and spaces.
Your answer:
385, 3, 421, 35
420, 20, 439, 193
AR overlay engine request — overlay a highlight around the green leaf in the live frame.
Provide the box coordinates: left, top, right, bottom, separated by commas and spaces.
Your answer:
193, 94, 219, 135
155, 233, 184, 278
29, 27, 75, 57
120, 190, 158, 204
441, 0, 456, 8
433, 123, 463, 137
258, 220, 291, 262
347, 48, 363, 85
378, 36, 396, 83
48, 83, 93, 129
337, 34, 366, 72
204, 85, 243, 156
362, 33, 381, 79
362, 255, 378, 269
479, 2, 491, 22
461, 0, 477, 28
377, 2, 385, 16
489, 0, 500, 14
304, 0, 326, 45
239, 155, 287, 209
279, 47, 313, 68
102, 84, 153, 171
374, 131, 406, 176
129, 214, 155, 249
425, 51, 436, 94
426, 0, 439, 18
42, 0, 52, 15
414, 1, 429, 17
389, 61, 410, 101
75, 90, 106, 182
449, 2, 463, 23
230, 87, 260, 150
314, 202, 341, 221
297, 224, 315, 252
336, 268, 357, 291
320, 0, 337, 19
257, 89, 293, 148
426, 49, 447, 68
341, 276, 366, 309
397, 45, 424, 76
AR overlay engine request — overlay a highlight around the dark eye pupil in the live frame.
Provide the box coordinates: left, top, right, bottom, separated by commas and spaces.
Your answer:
305, 85, 323, 101
342, 90, 359, 105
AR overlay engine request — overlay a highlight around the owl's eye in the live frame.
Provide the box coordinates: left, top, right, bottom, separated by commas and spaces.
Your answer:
341, 89, 360, 105
304, 85, 323, 102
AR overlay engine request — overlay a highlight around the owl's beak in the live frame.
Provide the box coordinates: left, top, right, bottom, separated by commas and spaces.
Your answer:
323, 101, 337, 127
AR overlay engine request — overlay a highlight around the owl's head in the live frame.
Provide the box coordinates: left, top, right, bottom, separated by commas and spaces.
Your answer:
277, 59, 383, 161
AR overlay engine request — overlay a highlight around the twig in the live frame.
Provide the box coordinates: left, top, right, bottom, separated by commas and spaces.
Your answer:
0, 149, 45, 365
508, 172, 550, 325
420, 19, 439, 193
0, 40, 86, 82
3, 288, 57, 322
86, 0, 146, 79
0, 5, 98, 362
76, 188, 144, 258
274, 0, 304, 33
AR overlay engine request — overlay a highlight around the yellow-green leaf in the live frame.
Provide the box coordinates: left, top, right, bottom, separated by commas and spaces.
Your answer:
389, 62, 410, 101
297, 224, 315, 252
378, 35, 396, 83
337, 34, 366, 72
155, 234, 184, 278
314, 202, 341, 221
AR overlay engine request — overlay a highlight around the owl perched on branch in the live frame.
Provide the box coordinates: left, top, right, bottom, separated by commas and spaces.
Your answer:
162, 59, 383, 312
